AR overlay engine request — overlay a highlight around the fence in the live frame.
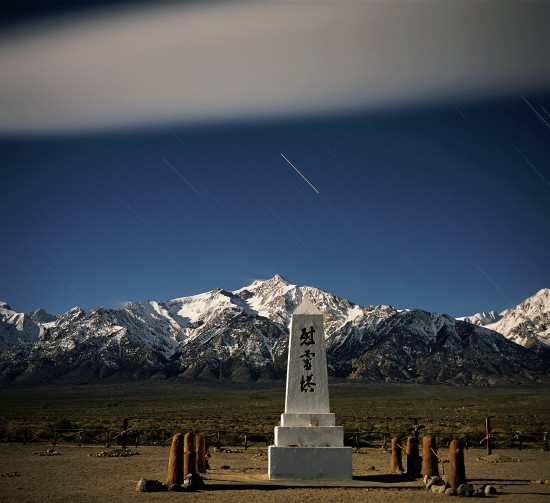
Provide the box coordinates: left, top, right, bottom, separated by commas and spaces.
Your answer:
1, 421, 548, 452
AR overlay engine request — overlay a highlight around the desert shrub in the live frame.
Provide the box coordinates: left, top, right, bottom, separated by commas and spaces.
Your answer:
52, 419, 72, 430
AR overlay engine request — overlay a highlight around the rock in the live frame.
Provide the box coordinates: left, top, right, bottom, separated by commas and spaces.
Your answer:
426, 475, 442, 489
32, 449, 61, 456
457, 483, 474, 497
438, 485, 447, 494
445, 487, 456, 495
474, 489, 486, 497
484, 485, 497, 495
135, 478, 165, 492
432, 485, 441, 492
183, 473, 205, 490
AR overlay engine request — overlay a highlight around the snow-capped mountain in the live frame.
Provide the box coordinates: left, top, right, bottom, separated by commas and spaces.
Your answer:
0, 301, 40, 350
459, 289, 550, 353
458, 311, 501, 327
0, 277, 547, 385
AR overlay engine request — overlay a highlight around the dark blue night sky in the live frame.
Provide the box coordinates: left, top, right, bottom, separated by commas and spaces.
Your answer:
1, 2, 549, 317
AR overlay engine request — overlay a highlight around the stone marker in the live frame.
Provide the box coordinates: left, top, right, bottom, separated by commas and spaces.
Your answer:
166, 433, 184, 487
448, 439, 467, 490
391, 438, 404, 473
421, 436, 439, 477
195, 433, 207, 474
268, 298, 352, 480
406, 435, 420, 477
184, 432, 196, 477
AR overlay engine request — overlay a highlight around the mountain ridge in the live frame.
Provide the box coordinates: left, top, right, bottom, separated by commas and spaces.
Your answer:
1, 277, 548, 386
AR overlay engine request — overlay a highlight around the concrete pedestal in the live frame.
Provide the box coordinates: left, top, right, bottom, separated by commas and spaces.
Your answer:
268, 445, 353, 480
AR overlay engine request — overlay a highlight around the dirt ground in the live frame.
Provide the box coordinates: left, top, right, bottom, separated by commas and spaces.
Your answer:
1, 443, 549, 502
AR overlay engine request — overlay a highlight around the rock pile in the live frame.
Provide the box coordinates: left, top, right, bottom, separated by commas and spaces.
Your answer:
476, 454, 521, 463
135, 474, 204, 493
88, 449, 139, 457
424, 475, 497, 497
31, 449, 60, 456
0, 472, 20, 477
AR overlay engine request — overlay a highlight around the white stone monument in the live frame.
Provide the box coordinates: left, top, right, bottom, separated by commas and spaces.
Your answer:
268, 298, 353, 480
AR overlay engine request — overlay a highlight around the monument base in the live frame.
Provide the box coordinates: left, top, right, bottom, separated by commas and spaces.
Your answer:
274, 425, 344, 447
268, 445, 353, 480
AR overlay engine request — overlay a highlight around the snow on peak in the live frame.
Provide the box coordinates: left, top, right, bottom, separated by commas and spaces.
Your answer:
0, 301, 12, 311
471, 288, 550, 349
167, 287, 237, 326
457, 310, 501, 327
510, 288, 550, 317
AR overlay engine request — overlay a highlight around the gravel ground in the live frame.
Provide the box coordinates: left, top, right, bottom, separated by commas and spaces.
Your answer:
1, 443, 549, 502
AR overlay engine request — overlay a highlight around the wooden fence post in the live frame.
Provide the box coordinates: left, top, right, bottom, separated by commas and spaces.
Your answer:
166, 433, 184, 487
421, 436, 439, 477
53, 430, 58, 447
122, 419, 128, 449
544, 431, 549, 452
406, 435, 420, 478
485, 417, 492, 455
184, 432, 196, 477
448, 439, 466, 490
391, 438, 404, 473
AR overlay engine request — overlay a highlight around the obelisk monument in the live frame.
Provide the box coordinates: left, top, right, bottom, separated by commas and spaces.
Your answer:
268, 298, 352, 480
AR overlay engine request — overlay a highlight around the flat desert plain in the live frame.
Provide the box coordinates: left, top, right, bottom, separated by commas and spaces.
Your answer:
1, 444, 550, 502
1, 382, 550, 501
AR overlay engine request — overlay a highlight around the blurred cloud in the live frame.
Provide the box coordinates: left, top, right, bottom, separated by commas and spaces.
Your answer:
1, 0, 549, 134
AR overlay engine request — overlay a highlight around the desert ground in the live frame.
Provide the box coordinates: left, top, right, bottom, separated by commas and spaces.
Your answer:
1, 443, 550, 502
1, 381, 550, 501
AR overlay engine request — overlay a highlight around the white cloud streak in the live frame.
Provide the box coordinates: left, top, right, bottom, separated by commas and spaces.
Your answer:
0, 1, 549, 134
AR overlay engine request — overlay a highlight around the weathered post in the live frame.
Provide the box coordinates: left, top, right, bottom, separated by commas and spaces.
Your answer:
448, 439, 467, 490
421, 436, 439, 477
122, 418, 128, 449
195, 433, 207, 474
184, 432, 196, 476
391, 438, 404, 473
517, 431, 523, 451
166, 433, 184, 487
406, 435, 420, 478
485, 417, 492, 455
411, 417, 419, 439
